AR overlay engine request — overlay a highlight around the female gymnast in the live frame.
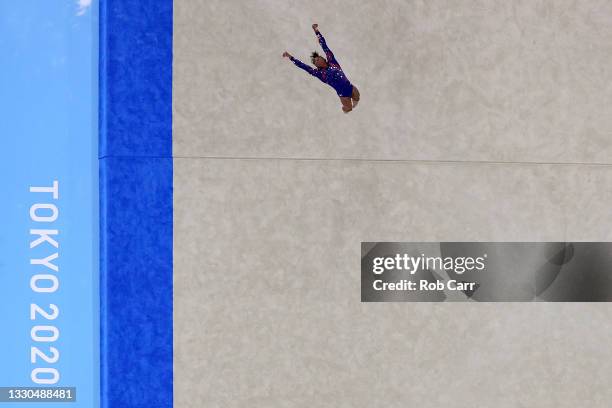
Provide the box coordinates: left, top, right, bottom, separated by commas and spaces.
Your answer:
283, 24, 360, 113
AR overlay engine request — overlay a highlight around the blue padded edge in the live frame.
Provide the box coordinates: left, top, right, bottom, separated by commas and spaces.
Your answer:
99, 0, 173, 407
100, 158, 173, 408
99, 0, 173, 157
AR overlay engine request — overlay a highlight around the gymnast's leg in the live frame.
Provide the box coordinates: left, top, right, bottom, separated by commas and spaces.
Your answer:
351, 86, 360, 108
340, 97, 353, 113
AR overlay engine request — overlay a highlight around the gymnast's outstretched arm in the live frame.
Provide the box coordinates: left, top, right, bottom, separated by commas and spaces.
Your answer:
312, 24, 338, 66
283, 51, 316, 76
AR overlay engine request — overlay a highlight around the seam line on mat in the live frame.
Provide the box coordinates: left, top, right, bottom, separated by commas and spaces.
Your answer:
98, 155, 173, 159
167, 156, 612, 167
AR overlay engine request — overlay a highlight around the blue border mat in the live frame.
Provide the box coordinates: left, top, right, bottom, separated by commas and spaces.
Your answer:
99, 0, 173, 158
99, 1, 173, 407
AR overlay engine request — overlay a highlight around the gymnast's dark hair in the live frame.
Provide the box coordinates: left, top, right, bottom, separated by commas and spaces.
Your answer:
311, 51, 324, 64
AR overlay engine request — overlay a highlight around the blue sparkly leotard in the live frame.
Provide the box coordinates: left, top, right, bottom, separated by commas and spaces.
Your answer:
290, 31, 354, 98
